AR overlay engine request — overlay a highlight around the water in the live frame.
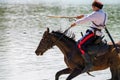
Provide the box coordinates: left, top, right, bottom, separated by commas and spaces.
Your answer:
0, 3, 120, 80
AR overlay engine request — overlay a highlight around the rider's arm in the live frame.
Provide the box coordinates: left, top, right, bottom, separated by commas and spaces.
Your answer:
71, 14, 85, 27
71, 12, 97, 27
75, 12, 96, 24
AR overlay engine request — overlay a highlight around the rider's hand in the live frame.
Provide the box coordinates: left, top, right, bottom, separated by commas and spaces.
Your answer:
76, 15, 84, 19
71, 23, 76, 27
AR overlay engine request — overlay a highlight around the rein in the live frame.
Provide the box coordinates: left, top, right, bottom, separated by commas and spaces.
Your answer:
52, 27, 71, 45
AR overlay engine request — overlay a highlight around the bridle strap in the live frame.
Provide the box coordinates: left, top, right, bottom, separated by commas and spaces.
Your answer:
52, 27, 71, 45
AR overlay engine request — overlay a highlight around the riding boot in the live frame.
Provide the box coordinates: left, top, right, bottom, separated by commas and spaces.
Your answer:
81, 53, 93, 73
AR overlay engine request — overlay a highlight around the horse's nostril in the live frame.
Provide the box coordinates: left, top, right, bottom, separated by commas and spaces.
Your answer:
35, 50, 37, 54
35, 50, 39, 55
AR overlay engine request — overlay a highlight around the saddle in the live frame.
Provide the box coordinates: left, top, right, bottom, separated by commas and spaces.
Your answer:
85, 36, 109, 57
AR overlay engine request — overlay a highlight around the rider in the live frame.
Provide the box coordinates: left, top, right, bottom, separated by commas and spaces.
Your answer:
71, 0, 107, 72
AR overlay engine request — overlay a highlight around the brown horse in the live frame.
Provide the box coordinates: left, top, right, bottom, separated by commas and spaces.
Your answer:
35, 28, 120, 80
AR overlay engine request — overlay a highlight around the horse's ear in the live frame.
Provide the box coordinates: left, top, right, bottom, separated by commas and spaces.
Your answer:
47, 27, 50, 33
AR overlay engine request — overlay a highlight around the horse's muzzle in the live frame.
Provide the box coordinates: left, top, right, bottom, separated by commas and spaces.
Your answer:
35, 50, 43, 56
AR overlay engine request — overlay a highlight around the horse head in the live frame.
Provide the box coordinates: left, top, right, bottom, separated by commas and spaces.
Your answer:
35, 28, 54, 56
35, 27, 76, 56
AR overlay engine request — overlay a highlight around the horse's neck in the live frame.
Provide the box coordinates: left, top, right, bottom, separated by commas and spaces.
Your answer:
52, 37, 74, 56
55, 40, 70, 55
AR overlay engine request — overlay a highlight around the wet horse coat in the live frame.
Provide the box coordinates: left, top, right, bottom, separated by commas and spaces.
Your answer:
35, 28, 120, 80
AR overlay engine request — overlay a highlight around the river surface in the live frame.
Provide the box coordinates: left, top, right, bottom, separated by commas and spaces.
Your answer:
0, 3, 120, 80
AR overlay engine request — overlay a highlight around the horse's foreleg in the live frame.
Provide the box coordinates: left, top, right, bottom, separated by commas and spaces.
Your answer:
55, 68, 71, 80
66, 68, 82, 80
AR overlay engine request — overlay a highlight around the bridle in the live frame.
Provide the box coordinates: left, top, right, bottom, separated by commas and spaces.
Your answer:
52, 27, 71, 45
42, 27, 71, 50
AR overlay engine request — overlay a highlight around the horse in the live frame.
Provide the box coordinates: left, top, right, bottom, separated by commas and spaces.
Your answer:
35, 28, 120, 80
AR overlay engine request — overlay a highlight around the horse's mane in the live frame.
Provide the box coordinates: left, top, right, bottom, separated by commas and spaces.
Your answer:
52, 30, 76, 43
